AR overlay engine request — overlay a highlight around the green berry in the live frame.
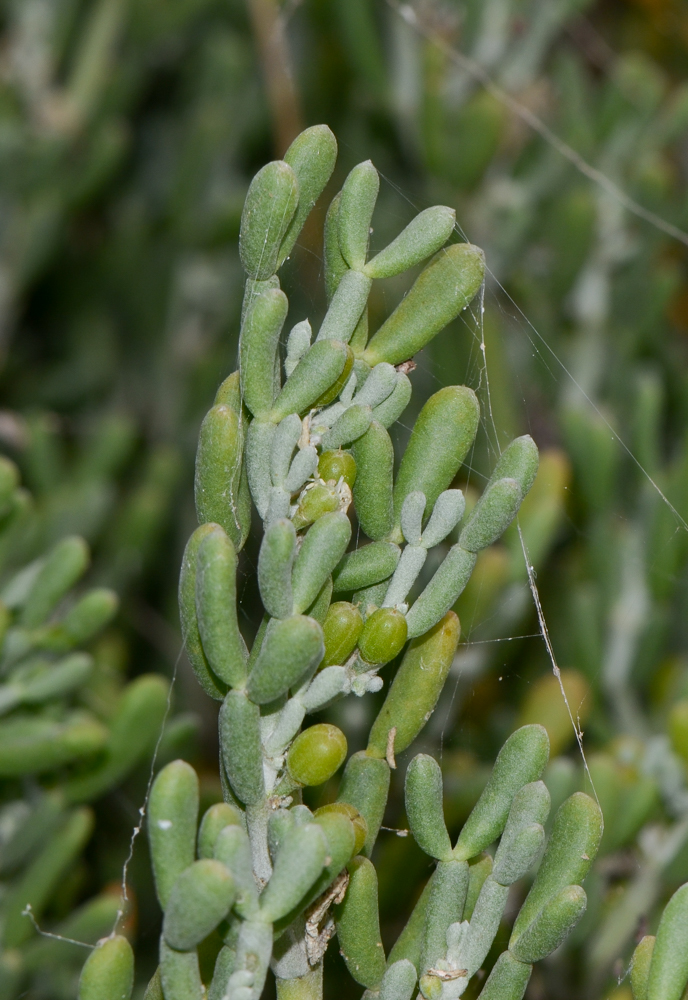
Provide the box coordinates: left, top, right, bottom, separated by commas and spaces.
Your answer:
322, 601, 364, 667
319, 450, 357, 487
315, 802, 368, 855
287, 724, 348, 786
358, 607, 408, 664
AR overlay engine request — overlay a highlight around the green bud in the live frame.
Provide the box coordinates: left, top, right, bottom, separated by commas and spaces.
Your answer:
247, 615, 324, 704
239, 160, 298, 279
333, 542, 400, 593
219, 691, 264, 805
510, 792, 602, 945
292, 512, 352, 614
393, 387, 480, 536
647, 883, 688, 1000
196, 527, 246, 688
315, 803, 367, 856
335, 856, 386, 989
459, 478, 522, 552
287, 723, 348, 786
64, 674, 169, 803
405, 754, 452, 861
0, 712, 106, 776
510, 884, 587, 963
214, 824, 258, 919
259, 822, 329, 922
352, 421, 394, 541
317, 270, 372, 344
362, 244, 485, 366
321, 403, 373, 451
378, 959, 417, 1000
405, 545, 476, 639
454, 726, 550, 862
239, 288, 289, 417
324, 192, 348, 300
319, 449, 357, 487
78, 935, 134, 1000
258, 518, 297, 619
630, 935, 654, 1000
271, 340, 353, 420
358, 607, 407, 664
367, 612, 460, 759
279, 124, 338, 265
420, 859, 469, 974
20, 536, 89, 628
338, 161, 380, 270
148, 760, 199, 910
364, 206, 456, 279
475, 951, 532, 1000
197, 802, 242, 859
194, 405, 249, 551
159, 940, 203, 1000
292, 483, 340, 530
337, 751, 390, 856
322, 601, 364, 667
179, 525, 227, 700
163, 859, 236, 951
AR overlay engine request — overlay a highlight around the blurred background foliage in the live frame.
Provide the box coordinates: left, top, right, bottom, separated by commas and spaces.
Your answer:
1, 0, 688, 997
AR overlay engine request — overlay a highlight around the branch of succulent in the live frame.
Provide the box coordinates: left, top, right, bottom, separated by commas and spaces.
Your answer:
77, 126, 601, 1000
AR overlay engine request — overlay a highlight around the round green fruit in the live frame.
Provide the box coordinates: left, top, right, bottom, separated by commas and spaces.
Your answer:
322, 602, 364, 668
287, 724, 348, 786
314, 802, 367, 855
319, 450, 357, 488
358, 607, 408, 664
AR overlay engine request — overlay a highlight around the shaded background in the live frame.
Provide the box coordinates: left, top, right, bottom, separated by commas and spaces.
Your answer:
2, 0, 688, 997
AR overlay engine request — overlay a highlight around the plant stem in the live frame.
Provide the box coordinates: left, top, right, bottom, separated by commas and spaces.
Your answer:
246, 0, 303, 155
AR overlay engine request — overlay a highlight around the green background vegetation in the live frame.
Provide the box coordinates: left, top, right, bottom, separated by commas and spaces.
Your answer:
2, 0, 688, 997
